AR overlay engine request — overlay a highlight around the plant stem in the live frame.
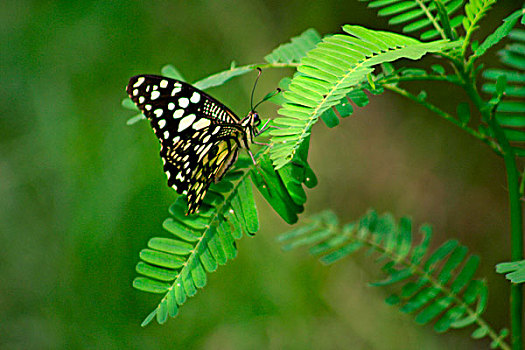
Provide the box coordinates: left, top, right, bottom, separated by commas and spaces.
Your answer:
382, 83, 502, 155
458, 66, 524, 350
487, 118, 523, 350
506, 146, 524, 350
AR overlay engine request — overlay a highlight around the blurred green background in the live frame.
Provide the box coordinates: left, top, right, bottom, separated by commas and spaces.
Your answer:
1, 1, 522, 349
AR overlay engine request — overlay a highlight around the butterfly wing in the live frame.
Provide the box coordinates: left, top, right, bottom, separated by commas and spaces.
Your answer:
127, 75, 243, 213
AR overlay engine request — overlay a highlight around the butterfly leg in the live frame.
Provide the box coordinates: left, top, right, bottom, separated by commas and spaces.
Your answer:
257, 120, 285, 135
247, 149, 271, 194
257, 119, 272, 134
253, 141, 270, 146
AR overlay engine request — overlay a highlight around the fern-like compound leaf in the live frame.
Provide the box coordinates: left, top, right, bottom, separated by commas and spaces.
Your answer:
132, 147, 316, 325
278, 209, 509, 347
270, 25, 459, 169
133, 162, 253, 325
462, 0, 496, 37
360, 0, 464, 40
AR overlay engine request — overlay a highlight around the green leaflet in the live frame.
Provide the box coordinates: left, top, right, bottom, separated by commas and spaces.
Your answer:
250, 153, 305, 224
362, 0, 464, 40
473, 9, 524, 59
265, 28, 322, 64
278, 209, 505, 346
496, 259, 525, 283
463, 0, 496, 32
270, 24, 459, 169
457, 102, 471, 125
482, 26, 525, 157
161, 64, 186, 81
193, 65, 253, 90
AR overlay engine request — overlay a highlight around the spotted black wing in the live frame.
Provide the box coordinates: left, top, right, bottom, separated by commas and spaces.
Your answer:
126, 75, 244, 213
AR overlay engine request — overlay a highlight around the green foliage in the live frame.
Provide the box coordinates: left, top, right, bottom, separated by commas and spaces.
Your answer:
270, 24, 459, 169
133, 159, 254, 325
497, 260, 525, 284
123, 5, 522, 343
462, 0, 496, 35
264, 28, 322, 64
482, 27, 525, 156
193, 64, 253, 90
132, 145, 316, 324
251, 142, 316, 224
279, 210, 510, 348
161, 64, 187, 81
125, 28, 324, 322
457, 102, 471, 125
263, 28, 322, 107
360, 0, 464, 40
473, 9, 524, 60
193, 28, 322, 91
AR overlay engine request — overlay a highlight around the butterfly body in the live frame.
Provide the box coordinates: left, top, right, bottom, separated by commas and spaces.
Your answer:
126, 75, 261, 214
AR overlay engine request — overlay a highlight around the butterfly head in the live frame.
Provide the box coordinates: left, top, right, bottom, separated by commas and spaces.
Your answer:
242, 110, 261, 142
253, 111, 261, 127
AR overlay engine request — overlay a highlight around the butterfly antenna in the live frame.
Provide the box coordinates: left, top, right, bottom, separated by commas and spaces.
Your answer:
250, 68, 263, 111
252, 88, 282, 111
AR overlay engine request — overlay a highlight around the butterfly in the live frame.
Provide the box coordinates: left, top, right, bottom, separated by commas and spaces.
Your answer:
126, 74, 268, 214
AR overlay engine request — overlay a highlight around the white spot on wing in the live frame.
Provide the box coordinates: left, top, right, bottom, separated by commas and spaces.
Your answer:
212, 126, 220, 135
178, 97, 189, 108
166, 171, 171, 179
173, 109, 184, 119
196, 144, 206, 154
139, 96, 145, 104
171, 86, 181, 96
190, 92, 201, 103
158, 119, 166, 128
133, 77, 145, 87
133, 89, 138, 96
151, 91, 160, 100
145, 104, 152, 111
168, 102, 175, 110
160, 80, 168, 88
192, 118, 211, 130
164, 130, 170, 139
154, 109, 163, 117
198, 144, 213, 161
178, 114, 196, 132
